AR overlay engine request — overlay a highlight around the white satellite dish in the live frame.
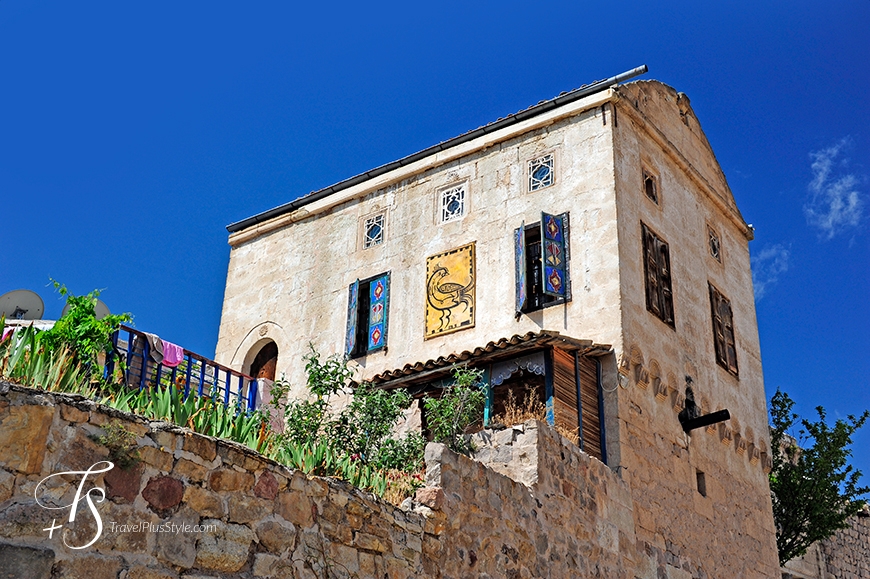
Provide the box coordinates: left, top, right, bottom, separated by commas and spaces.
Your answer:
61, 298, 111, 320
0, 290, 45, 320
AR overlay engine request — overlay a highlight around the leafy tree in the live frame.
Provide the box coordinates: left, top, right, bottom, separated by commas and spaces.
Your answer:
423, 366, 486, 455
40, 281, 131, 374
768, 389, 869, 564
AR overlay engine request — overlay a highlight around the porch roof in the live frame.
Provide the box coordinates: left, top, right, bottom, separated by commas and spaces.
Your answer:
368, 330, 611, 390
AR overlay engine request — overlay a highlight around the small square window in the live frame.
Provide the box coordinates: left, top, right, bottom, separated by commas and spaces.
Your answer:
363, 214, 385, 249
439, 185, 466, 223
643, 169, 658, 204
708, 226, 721, 262
529, 154, 554, 191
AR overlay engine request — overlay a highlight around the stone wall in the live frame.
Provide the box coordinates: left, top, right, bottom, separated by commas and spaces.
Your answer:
783, 508, 870, 579
2, 385, 789, 578
0, 385, 426, 579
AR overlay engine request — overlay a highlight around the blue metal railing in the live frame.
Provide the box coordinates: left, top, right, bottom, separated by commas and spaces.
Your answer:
105, 325, 259, 410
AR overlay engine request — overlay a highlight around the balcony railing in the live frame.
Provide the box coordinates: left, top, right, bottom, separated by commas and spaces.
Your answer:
106, 325, 259, 410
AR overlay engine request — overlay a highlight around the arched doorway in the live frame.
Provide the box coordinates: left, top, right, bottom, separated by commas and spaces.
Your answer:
249, 341, 278, 382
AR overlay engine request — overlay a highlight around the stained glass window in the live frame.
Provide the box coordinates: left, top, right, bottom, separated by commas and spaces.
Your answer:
529, 154, 554, 191
440, 185, 466, 223
363, 214, 385, 249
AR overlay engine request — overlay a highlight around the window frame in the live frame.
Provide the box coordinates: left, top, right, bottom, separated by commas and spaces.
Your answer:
708, 282, 738, 377
707, 224, 722, 264
642, 167, 659, 205
515, 212, 571, 315
345, 272, 391, 358
528, 153, 555, 192
361, 212, 386, 250
641, 222, 675, 328
437, 183, 468, 224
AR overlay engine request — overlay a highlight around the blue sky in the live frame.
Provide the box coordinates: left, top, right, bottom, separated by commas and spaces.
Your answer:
1, 1, 868, 473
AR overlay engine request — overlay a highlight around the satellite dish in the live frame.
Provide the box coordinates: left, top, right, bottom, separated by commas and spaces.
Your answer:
61, 298, 111, 320
0, 290, 45, 320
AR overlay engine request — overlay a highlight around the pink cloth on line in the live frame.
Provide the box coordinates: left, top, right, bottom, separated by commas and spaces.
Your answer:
161, 340, 185, 368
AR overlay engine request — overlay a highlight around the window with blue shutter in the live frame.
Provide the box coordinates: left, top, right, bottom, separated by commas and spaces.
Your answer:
514, 212, 570, 314
345, 272, 390, 358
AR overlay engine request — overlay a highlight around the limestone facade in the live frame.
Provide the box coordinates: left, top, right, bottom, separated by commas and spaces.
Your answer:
214, 78, 779, 575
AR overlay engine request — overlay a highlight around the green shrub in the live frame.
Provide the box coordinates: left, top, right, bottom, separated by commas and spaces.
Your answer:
423, 367, 486, 455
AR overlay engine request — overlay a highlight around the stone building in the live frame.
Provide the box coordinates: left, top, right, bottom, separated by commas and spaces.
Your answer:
215, 69, 781, 576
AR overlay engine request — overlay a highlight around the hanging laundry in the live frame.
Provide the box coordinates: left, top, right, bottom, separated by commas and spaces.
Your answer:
162, 340, 185, 368
143, 333, 164, 364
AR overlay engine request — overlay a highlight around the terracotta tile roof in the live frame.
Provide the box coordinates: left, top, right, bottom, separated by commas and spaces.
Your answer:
367, 330, 610, 388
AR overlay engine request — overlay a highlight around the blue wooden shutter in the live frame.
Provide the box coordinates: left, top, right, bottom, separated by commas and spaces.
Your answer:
541, 212, 569, 298
366, 273, 389, 352
514, 223, 527, 314
345, 280, 360, 356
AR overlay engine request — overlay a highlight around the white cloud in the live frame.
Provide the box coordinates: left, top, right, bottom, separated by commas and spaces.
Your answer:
804, 138, 865, 239
752, 244, 790, 301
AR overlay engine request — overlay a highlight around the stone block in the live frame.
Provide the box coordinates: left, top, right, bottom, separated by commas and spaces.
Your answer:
0, 543, 54, 579
182, 435, 216, 462
415, 486, 444, 510
256, 519, 297, 553
151, 430, 178, 451
208, 468, 254, 492
253, 470, 279, 500
0, 404, 54, 474
143, 476, 185, 512
194, 519, 256, 573
0, 468, 15, 502
104, 461, 144, 503
139, 446, 175, 472
277, 491, 315, 528
183, 486, 224, 518
354, 531, 388, 552
155, 508, 199, 569
127, 565, 179, 579
172, 458, 208, 482
228, 494, 272, 524
53, 554, 121, 579
60, 403, 89, 423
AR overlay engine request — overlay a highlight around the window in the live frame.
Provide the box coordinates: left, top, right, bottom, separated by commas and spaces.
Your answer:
709, 283, 738, 376
439, 185, 466, 223
641, 223, 675, 327
707, 225, 721, 262
362, 213, 385, 249
345, 273, 390, 357
515, 212, 570, 314
528, 154, 554, 191
642, 169, 658, 204
696, 470, 707, 497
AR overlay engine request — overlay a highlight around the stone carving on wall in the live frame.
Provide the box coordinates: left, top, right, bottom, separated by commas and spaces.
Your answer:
749, 443, 761, 464
719, 422, 733, 445
425, 242, 476, 338
671, 389, 685, 413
